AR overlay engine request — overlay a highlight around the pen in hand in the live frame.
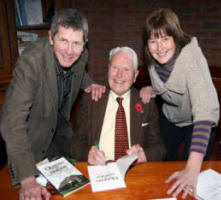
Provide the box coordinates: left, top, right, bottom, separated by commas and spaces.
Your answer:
94, 140, 100, 150
94, 140, 107, 165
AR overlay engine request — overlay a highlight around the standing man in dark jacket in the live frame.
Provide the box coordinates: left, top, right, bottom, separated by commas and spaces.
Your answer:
0, 9, 105, 200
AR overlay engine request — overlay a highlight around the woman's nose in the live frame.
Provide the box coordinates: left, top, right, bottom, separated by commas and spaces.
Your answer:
156, 41, 164, 51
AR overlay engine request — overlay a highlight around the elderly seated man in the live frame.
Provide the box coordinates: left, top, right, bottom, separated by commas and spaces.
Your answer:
71, 46, 166, 164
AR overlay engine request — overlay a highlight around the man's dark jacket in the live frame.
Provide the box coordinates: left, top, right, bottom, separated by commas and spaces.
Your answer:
71, 88, 166, 161
0, 37, 92, 185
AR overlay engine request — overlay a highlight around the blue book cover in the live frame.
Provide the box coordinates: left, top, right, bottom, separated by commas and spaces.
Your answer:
14, 0, 22, 25
18, 0, 28, 25
25, 0, 43, 25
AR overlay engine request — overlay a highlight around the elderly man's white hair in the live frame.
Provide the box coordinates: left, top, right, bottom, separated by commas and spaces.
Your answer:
109, 47, 138, 70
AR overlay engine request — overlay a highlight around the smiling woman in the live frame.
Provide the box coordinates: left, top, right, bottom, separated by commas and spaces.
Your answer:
140, 8, 219, 199
147, 32, 176, 65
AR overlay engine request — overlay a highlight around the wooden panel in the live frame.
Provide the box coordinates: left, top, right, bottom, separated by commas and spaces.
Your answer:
5, 0, 18, 68
42, 0, 54, 23
0, 0, 18, 70
0, 68, 12, 107
17, 25, 49, 37
0, 0, 11, 69
55, 0, 71, 10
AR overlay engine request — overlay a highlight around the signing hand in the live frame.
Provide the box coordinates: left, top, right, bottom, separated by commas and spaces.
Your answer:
88, 145, 106, 165
84, 83, 106, 101
139, 86, 156, 104
126, 144, 147, 163
19, 176, 51, 200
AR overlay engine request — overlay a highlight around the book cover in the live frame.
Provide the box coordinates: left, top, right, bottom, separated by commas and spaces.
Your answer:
18, 0, 28, 25
37, 157, 89, 197
88, 153, 137, 192
195, 168, 221, 200
25, 0, 43, 25
15, 6, 21, 26
14, 0, 22, 25
17, 31, 38, 55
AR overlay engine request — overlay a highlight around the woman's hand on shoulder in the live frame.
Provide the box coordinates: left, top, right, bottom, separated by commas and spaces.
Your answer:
139, 86, 156, 104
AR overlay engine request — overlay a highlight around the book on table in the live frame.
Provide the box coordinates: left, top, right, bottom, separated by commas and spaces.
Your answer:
87, 153, 138, 192
195, 168, 221, 200
36, 157, 89, 197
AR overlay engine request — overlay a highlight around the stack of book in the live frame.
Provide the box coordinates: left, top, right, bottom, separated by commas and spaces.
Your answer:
14, 0, 43, 26
36, 157, 89, 197
17, 31, 38, 55
196, 168, 221, 200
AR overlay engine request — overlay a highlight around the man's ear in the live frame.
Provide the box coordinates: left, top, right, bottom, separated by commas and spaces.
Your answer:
133, 70, 139, 83
48, 30, 54, 45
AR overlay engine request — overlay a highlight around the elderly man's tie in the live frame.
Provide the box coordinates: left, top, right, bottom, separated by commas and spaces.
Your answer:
115, 97, 129, 160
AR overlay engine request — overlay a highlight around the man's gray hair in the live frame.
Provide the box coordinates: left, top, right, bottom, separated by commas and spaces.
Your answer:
50, 8, 88, 43
109, 47, 138, 70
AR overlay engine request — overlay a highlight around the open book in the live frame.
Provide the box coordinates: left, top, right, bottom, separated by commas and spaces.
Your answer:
36, 157, 89, 197
195, 168, 221, 200
88, 153, 138, 192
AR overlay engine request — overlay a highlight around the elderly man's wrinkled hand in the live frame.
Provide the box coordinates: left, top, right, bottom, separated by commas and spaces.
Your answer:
126, 144, 147, 163
88, 146, 106, 165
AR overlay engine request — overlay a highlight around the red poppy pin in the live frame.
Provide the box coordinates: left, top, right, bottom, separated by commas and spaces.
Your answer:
134, 103, 144, 113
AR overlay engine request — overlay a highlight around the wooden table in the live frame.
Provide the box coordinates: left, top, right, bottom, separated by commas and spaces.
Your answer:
1, 161, 221, 200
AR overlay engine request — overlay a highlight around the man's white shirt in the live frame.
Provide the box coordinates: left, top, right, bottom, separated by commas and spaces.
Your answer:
99, 90, 131, 160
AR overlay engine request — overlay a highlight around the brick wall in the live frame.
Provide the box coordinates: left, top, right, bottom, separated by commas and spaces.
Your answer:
73, 0, 221, 84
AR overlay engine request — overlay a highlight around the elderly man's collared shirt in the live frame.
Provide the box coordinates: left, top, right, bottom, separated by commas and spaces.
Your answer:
99, 90, 131, 160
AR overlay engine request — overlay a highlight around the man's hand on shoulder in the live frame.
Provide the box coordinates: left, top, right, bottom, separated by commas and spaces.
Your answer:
84, 83, 106, 101
19, 176, 51, 200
